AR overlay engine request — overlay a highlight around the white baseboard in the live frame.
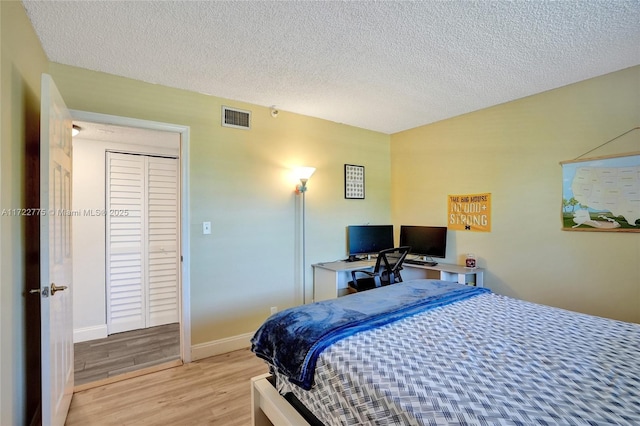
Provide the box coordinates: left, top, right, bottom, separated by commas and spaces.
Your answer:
191, 331, 255, 361
74, 325, 108, 343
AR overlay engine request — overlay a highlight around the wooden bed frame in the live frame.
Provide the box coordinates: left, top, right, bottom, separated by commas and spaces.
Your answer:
251, 374, 311, 426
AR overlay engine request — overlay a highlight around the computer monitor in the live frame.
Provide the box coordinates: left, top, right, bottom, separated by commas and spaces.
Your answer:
399, 225, 448, 260
347, 225, 394, 261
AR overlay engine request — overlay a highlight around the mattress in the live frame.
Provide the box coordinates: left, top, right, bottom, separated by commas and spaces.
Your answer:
255, 281, 640, 425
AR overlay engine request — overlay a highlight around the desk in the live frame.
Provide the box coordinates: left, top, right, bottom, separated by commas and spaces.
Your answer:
312, 260, 484, 302
401, 262, 484, 288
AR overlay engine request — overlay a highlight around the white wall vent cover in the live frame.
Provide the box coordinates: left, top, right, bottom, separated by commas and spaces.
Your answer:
222, 106, 251, 130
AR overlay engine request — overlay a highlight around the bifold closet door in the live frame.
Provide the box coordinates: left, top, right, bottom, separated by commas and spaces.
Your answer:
146, 156, 180, 327
106, 153, 146, 334
106, 152, 179, 335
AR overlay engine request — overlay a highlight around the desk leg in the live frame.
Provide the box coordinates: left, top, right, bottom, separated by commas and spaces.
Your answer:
439, 271, 455, 283
313, 268, 339, 302
475, 271, 483, 288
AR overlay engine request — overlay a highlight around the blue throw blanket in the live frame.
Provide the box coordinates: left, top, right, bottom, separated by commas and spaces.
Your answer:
251, 279, 490, 390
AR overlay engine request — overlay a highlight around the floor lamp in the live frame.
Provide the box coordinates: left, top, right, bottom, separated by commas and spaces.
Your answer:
294, 166, 316, 304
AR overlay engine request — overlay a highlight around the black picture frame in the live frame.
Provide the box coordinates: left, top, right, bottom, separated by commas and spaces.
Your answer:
344, 164, 365, 199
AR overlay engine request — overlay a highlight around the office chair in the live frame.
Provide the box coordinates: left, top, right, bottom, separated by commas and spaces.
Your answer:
348, 246, 411, 293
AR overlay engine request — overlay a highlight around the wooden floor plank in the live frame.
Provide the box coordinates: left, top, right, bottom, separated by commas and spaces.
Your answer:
66, 348, 269, 425
74, 323, 180, 386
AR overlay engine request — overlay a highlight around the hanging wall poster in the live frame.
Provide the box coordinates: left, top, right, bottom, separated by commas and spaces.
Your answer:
344, 164, 365, 199
561, 153, 640, 232
448, 193, 491, 232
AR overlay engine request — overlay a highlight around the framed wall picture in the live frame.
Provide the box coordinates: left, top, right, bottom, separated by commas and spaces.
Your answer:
344, 164, 365, 199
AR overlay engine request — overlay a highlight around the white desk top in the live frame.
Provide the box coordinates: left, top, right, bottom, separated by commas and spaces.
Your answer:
404, 262, 484, 274
312, 259, 376, 272
312, 260, 483, 275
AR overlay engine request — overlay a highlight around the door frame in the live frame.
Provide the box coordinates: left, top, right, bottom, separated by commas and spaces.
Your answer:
70, 110, 191, 363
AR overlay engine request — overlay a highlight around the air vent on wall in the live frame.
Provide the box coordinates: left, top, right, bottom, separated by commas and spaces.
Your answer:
222, 106, 251, 130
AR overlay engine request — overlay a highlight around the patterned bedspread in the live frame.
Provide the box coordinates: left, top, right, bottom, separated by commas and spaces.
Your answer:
252, 279, 488, 390
274, 288, 640, 425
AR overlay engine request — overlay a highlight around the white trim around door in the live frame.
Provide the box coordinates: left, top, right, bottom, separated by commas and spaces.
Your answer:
69, 110, 192, 363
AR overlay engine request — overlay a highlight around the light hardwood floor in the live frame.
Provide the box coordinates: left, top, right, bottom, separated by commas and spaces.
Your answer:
66, 348, 269, 425
74, 323, 181, 386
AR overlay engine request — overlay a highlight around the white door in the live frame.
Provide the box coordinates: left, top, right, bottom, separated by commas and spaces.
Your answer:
106, 152, 179, 334
146, 156, 180, 327
40, 74, 74, 425
105, 153, 146, 333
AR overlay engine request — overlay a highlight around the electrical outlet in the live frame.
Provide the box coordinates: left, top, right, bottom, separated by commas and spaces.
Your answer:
202, 221, 211, 235
270, 306, 278, 315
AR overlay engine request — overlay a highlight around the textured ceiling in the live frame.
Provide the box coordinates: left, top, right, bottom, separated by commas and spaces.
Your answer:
22, 1, 640, 134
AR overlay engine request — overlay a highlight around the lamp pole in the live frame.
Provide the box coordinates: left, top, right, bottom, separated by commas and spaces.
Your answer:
294, 166, 315, 304
301, 188, 307, 304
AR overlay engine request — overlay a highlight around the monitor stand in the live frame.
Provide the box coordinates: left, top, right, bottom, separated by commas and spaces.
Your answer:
415, 256, 438, 266
345, 255, 362, 262
423, 256, 438, 266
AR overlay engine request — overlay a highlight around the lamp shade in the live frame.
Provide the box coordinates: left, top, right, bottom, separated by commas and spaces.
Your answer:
294, 166, 316, 181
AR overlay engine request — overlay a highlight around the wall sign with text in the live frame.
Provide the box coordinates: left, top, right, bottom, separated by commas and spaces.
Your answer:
448, 193, 491, 232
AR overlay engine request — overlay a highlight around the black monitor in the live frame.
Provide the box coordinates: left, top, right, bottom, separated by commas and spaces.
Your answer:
347, 225, 394, 261
399, 225, 448, 260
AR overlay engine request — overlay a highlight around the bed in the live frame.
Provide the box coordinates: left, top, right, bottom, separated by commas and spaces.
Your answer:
251, 279, 640, 425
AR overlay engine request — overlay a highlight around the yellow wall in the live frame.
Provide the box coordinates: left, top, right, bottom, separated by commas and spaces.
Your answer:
48, 63, 392, 345
1, 2, 49, 424
3, 2, 638, 422
391, 66, 640, 323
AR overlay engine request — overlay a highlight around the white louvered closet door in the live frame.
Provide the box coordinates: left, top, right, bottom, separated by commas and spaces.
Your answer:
147, 156, 180, 327
106, 152, 179, 335
106, 153, 146, 334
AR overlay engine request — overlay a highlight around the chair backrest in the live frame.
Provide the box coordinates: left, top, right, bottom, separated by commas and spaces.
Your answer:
373, 246, 411, 286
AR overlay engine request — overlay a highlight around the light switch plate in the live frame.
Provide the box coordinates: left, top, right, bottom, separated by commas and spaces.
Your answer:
203, 221, 211, 235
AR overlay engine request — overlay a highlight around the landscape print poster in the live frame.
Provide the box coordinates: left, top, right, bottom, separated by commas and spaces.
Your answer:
561, 153, 640, 232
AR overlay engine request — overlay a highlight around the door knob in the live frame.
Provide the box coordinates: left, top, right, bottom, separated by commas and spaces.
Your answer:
50, 283, 68, 296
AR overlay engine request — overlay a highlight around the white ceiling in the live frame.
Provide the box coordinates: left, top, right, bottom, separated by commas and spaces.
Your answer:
22, 1, 640, 134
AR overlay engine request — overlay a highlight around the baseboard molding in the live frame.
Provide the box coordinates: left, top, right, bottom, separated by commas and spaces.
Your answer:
191, 331, 254, 361
73, 325, 108, 343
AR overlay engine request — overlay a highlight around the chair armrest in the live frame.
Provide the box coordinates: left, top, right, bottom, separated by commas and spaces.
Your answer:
351, 269, 376, 282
